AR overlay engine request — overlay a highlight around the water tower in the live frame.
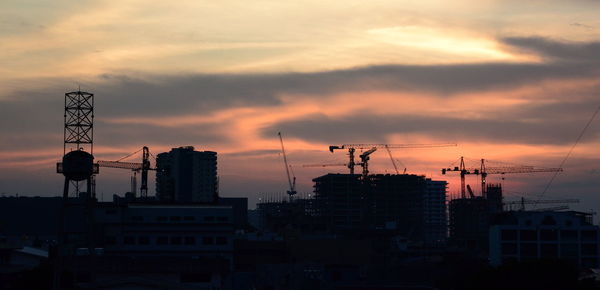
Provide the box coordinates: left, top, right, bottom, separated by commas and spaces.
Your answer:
56, 90, 99, 198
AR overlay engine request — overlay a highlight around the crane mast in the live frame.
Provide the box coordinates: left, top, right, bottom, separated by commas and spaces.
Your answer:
97, 146, 155, 198
329, 143, 456, 176
442, 157, 563, 198
278, 132, 296, 200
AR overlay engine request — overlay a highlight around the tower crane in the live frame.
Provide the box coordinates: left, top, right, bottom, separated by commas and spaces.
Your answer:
384, 145, 405, 174
442, 157, 563, 199
278, 132, 296, 200
329, 143, 456, 175
97, 146, 155, 197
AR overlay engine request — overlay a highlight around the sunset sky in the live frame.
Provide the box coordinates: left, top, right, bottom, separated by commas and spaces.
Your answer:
1, 0, 600, 210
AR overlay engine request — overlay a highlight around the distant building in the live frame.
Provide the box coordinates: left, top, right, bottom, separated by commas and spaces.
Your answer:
489, 211, 600, 268
313, 173, 447, 246
449, 184, 503, 252
156, 146, 218, 203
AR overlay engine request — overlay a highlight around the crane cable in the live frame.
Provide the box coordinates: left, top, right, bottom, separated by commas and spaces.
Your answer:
534, 104, 600, 207
116, 147, 144, 162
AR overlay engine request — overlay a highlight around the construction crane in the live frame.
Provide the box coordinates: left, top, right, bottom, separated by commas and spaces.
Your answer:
384, 145, 406, 174
329, 143, 457, 175
504, 197, 579, 211
302, 163, 348, 168
278, 132, 296, 200
442, 157, 564, 199
97, 146, 155, 197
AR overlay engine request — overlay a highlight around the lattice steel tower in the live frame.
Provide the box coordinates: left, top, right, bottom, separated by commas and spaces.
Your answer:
57, 90, 98, 198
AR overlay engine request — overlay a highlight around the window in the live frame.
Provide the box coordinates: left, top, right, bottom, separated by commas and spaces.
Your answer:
204, 216, 215, 222
540, 230, 558, 241
501, 243, 517, 255
157, 236, 169, 245
582, 230, 598, 242
157, 216, 167, 222
501, 230, 517, 241
184, 216, 195, 221
217, 216, 228, 222
561, 244, 578, 257
170, 236, 182, 245
561, 230, 578, 241
170, 216, 181, 222
520, 230, 537, 241
582, 244, 598, 256
123, 236, 135, 245
540, 244, 558, 258
521, 243, 537, 257
184, 236, 195, 245
216, 237, 227, 245
138, 236, 150, 245
202, 237, 214, 245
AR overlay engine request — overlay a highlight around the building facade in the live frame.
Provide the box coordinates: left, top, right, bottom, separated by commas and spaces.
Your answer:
312, 173, 447, 246
489, 211, 600, 268
156, 146, 218, 203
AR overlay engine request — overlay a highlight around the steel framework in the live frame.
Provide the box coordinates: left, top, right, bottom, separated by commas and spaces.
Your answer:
64, 90, 94, 154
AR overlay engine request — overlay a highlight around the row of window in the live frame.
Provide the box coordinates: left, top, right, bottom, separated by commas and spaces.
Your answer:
501, 242, 598, 257
129, 215, 229, 222
501, 229, 598, 241
106, 235, 229, 246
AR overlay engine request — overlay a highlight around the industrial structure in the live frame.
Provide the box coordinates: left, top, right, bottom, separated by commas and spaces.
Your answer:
97, 146, 154, 197
327, 143, 456, 178
278, 132, 297, 200
442, 157, 563, 198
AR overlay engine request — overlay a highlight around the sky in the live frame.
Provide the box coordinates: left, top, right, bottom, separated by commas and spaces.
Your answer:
1, 0, 600, 211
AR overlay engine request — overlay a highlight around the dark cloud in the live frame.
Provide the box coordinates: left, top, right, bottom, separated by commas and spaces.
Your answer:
2, 36, 600, 153
262, 107, 600, 145
502, 36, 600, 62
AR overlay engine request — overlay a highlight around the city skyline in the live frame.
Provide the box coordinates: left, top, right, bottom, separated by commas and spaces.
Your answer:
1, 0, 600, 210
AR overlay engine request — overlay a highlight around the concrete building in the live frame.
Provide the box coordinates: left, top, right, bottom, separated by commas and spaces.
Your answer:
312, 173, 447, 246
449, 184, 503, 252
489, 211, 600, 268
156, 146, 218, 203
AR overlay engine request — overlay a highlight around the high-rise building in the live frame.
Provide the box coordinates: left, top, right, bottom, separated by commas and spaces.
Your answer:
312, 173, 447, 246
156, 146, 218, 203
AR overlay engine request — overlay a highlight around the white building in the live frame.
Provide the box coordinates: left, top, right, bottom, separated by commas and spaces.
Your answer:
489, 211, 600, 268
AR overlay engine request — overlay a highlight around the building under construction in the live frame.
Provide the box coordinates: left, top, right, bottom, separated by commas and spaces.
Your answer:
312, 173, 447, 246
448, 184, 503, 252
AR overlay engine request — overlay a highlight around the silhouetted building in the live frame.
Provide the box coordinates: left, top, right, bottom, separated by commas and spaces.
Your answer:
449, 183, 504, 252
156, 146, 218, 203
313, 173, 447, 246
218, 197, 249, 230
449, 197, 489, 251
490, 211, 600, 268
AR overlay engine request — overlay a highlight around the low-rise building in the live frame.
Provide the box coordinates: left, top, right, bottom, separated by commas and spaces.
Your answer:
489, 211, 600, 268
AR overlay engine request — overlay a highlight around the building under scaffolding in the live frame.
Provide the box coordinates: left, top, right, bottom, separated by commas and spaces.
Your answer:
256, 173, 448, 246
449, 184, 503, 252
313, 173, 447, 246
